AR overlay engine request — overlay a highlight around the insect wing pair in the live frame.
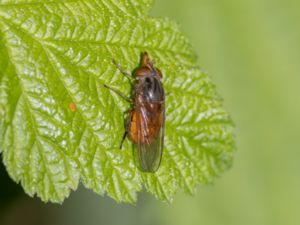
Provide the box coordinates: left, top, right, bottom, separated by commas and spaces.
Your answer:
105, 52, 165, 173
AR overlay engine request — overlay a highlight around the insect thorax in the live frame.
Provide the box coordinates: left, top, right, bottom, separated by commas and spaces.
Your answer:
135, 75, 165, 103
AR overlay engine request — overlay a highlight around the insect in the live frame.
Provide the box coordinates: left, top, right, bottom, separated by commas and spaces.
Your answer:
104, 52, 165, 173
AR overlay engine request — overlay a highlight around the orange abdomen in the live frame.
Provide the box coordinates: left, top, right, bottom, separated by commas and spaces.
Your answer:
128, 106, 164, 145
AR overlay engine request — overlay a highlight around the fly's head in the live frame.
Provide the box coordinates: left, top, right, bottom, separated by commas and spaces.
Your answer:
134, 52, 163, 79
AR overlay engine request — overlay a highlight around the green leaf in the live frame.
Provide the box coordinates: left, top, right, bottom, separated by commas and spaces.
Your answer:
0, 0, 235, 203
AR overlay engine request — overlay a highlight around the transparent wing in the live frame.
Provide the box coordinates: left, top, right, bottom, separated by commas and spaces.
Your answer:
135, 105, 165, 173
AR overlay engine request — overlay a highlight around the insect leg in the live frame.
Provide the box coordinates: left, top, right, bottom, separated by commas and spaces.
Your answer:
119, 132, 127, 149
119, 110, 133, 149
112, 59, 133, 82
104, 84, 132, 103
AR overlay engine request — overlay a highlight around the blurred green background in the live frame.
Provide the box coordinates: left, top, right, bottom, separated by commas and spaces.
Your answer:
1, 0, 300, 224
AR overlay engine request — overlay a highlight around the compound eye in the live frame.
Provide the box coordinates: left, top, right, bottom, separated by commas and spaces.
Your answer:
156, 68, 163, 78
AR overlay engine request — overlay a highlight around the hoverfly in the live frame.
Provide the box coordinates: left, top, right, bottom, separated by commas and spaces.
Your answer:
104, 52, 165, 173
